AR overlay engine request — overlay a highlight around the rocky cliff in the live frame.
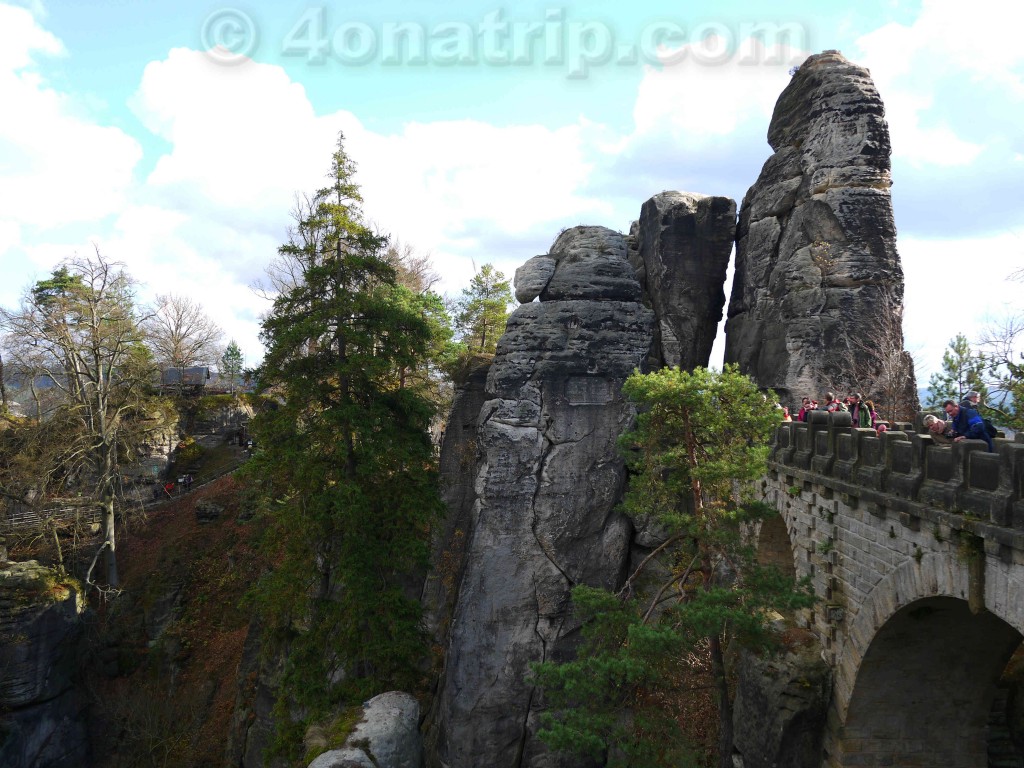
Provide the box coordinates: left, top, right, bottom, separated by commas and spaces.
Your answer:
724, 51, 913, 407
427, 226, 655, 768
0, 561, 88, 768
629, 191, 736, 370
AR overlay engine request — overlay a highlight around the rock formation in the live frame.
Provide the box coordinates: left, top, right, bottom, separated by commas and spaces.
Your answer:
427, 226, 655, 767
420, 356, 491, 648
0, 561, 88, 768
308, 692, 422, 768
731, 638, 832, 768
724, 51, 915, 409
629, 191, 736, 369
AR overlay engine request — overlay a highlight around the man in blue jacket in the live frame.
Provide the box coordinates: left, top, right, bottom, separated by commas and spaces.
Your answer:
943, 400, 994, 452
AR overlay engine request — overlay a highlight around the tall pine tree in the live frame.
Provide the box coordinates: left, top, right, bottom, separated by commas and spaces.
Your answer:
927, 333, 987, 408
533, 366, 813, 767
454, 263, 513, 354
219, 339, 243, 393
247, 134, 445, 739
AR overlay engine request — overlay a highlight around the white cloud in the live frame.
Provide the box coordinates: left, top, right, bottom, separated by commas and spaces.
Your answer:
855, 0, 1022, 166
3, 1, 1020, 379
0, 3, 62, 72
631, 37, 801, 143
0, 5, 141, 231
130, 49, 339, 224
125, 47, 608, 303
899, 232, 1022, 380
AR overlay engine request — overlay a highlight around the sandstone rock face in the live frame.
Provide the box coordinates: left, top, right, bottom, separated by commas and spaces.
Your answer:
724, 51, 913, 406
630, 191, 736, 369
227, 621, 290, 768
731, 639, 832, 768
514, 255, 556, 303
420, 358, 490, 761
0, 560, 88, 768
421, 357, 491, 647
309, 692, 421, 768
429, 226, 654, 768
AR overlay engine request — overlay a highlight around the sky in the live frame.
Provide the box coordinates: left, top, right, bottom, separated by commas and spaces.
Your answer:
1, 0, 1022, 381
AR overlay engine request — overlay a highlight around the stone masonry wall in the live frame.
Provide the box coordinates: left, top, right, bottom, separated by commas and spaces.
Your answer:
765, 413, 1024, 767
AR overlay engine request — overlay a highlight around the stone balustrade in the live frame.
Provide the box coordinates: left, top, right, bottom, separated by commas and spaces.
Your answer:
772, 411, 1024, 533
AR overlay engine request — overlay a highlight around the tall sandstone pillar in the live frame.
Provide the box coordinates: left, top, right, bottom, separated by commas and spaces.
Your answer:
725, 51, 916, 411
427, 226, 654, 768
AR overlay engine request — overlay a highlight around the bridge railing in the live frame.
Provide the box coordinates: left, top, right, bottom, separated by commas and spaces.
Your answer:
772, 411, 1024, 528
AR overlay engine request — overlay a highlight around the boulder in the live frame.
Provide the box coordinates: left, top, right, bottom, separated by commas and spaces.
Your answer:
514, 255, 557, 303
309, 692, 421, 768
631, 191, 736, 369
540, 226, 642, 302
724, 51, 915, 408
309, 749, 375, 768
195, 498, 224, 522
427, 226, 654, 767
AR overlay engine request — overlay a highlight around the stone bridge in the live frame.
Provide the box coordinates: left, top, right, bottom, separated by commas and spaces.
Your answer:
762, 410, 1024, 768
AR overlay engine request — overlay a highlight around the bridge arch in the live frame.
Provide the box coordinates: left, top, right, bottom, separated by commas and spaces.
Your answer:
829, 553, 1024, 767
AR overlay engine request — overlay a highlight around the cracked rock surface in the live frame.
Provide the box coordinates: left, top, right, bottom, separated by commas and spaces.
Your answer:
629, 190, 736, 370
724, 50, 912, 405
428, 226, 654, 768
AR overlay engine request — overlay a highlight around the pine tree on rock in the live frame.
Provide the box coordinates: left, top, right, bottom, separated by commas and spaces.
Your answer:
247, 133, 445, 734
533, 366, 814, 767
454, 263, 513, 354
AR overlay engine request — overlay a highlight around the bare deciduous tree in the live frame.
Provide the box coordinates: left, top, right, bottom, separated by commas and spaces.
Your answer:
145, 294, 223, 391
977, 313, 1024, 429
0, 250, 155, 587
812, 288, 919, 422
384, 239, 440, 293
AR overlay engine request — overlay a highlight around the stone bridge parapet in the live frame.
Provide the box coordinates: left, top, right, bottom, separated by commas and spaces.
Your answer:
772, 410, 1024, 543
763, 411, 1024, 767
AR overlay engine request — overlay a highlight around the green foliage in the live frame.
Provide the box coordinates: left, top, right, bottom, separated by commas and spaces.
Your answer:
244, 132, 445, 749
453, 263, 513, 354
927, 334, 987, 408
534, 366, 813, 767
220, 339, 244, 392
174, 436, 204, 465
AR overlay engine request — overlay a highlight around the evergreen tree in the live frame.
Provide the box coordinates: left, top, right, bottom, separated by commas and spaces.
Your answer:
220, 340, 243, 393
246, 133, 445, 747
927, 334, 987, 408
454, 263, 513, 354
533, 366, 813, 768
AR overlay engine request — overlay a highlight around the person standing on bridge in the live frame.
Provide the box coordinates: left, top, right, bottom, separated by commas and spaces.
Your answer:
849, 392, 871, 428
943, 400, 993, 452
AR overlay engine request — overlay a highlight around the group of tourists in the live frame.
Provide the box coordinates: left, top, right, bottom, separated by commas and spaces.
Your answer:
789, 392, 888, 434
151, 473, 196, 501
786, 389, 996, 452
